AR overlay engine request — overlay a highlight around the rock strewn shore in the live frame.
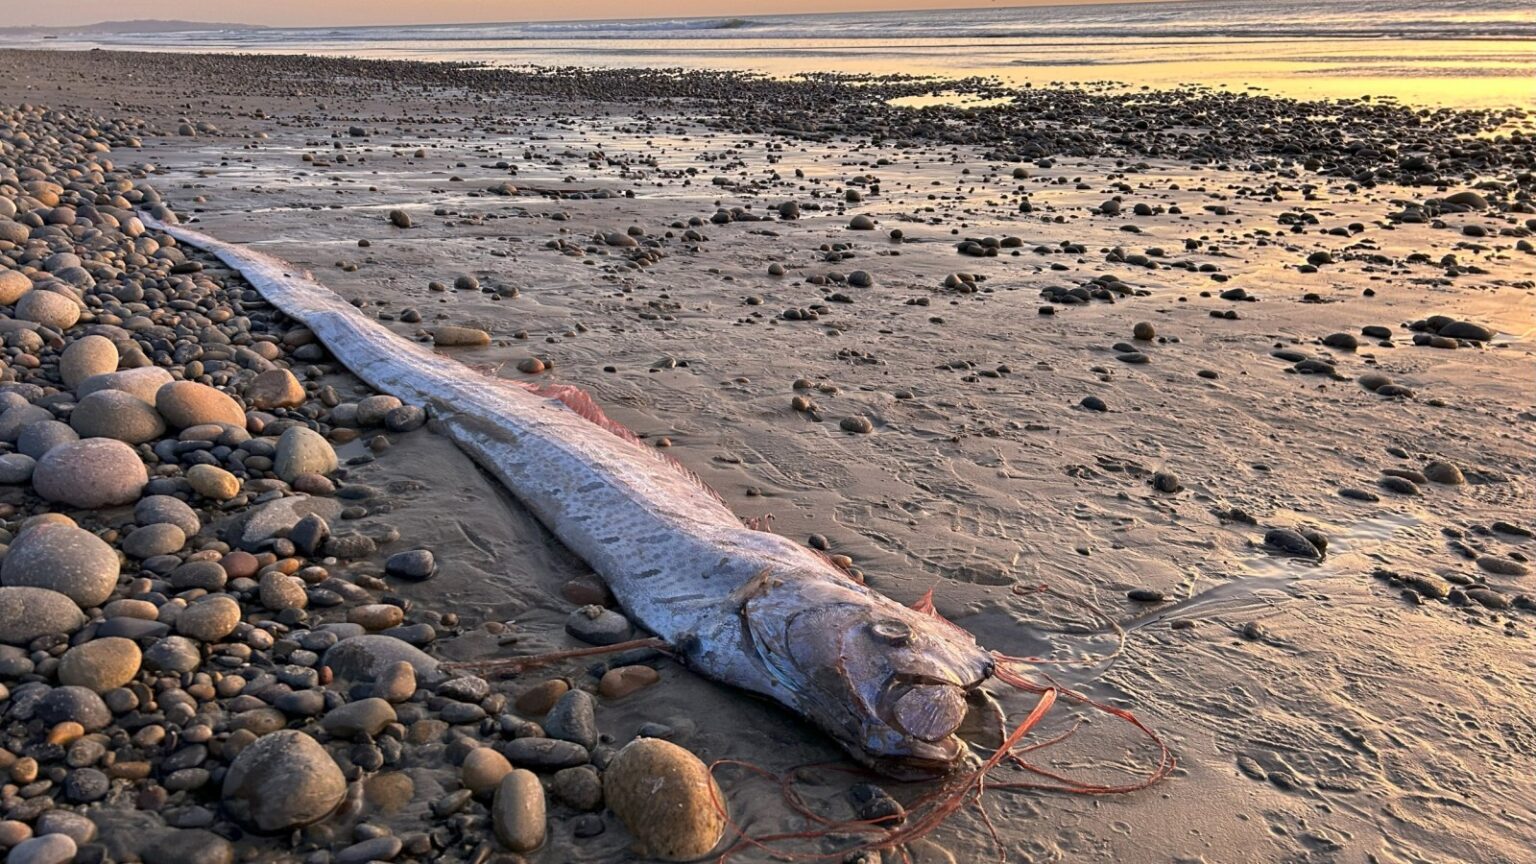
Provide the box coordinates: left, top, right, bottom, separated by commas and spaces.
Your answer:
0, 45, 1531, 864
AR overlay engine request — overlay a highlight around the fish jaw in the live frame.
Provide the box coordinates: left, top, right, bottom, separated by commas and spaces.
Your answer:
862, 733, 979, 781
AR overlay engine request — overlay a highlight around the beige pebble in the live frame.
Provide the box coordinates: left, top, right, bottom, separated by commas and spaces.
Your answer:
187, 464, 240, 500
433, 326, 491, 347
461, 745, 514, 796
492, 768, 546, 853
515, 679, 570, 715
603, 738, 726, 860
348, 603, 404, 630
599, 665, 660, 700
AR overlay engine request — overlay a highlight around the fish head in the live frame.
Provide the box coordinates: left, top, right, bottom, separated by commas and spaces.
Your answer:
740, 572, 994, 778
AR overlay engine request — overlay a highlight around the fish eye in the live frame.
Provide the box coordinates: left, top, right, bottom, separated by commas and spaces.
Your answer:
870, 619, 912, 645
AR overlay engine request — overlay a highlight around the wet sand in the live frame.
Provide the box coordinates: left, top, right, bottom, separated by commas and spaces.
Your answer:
2, 47, 1533, 863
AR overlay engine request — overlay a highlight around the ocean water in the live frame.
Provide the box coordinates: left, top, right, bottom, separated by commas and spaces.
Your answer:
16, 0, 1536, 108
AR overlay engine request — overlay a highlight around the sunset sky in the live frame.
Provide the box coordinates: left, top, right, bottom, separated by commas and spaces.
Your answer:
14, 0, 1172, 28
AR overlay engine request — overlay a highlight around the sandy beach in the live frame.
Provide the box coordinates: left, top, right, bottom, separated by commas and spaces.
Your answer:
0, 44, 1532, 864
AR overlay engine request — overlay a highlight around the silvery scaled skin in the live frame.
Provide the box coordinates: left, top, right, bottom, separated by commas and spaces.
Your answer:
145, 215, 995, 777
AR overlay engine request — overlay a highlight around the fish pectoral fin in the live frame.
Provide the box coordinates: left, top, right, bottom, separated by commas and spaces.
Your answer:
727, 566, 778, 611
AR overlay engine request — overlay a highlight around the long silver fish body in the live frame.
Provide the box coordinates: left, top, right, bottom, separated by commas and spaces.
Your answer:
143, 215, 995, 776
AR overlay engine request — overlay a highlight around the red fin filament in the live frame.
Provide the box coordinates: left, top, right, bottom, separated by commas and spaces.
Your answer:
510, 379, 729, 506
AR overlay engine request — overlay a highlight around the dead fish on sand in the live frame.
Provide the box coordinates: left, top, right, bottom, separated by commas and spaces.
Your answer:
142, 214, 1168, 788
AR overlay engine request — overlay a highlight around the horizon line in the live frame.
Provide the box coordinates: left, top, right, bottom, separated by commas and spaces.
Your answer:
6, 0, 1217, 33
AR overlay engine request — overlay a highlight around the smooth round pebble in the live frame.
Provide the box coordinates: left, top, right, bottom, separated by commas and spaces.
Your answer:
1, 523, 119, 608
840, 416, 874, 434
135, 495, 201, 536
258, 571, 308, 611
59, 335, 119, 390
37, 685, 111, 731
385, 549, 435, 581
565, 605, 632, 646
599, 665, 660, 699
0, 587, 86, 645
177, 595, 242, 642
222, 729, 346, 831
16, 290, 80, 329
603, 738, 726, 861
186, 464, 240, 500
0, 269, 32, 305
32, 438, 147, 508
247, 368, 306, 410
58, 637, 141, 692
17, 420, 77, 460
432, 326, 491, 347
1424, 461, 1465, 485
6, 834, 77, 864
142, 635, 201, 673
274, 426, 338, 482
492, 769, 546, 853
320, 697, 397, 738
78, 366, 172, 405
348, 603, 404, 630
122, 523, 186, 559
156, 381, 246, 429
70, 389, 166, 443
462, 746, 514, 796
0, 453, 34, 483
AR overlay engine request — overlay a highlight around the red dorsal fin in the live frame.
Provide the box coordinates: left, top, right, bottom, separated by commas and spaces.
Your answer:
912, 587, 968, 635
513, 380, 727, 506
912, 588, 938, 616
528, 383, 648, 446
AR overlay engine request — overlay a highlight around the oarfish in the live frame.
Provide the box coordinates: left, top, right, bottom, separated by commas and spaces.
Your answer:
143, 215, 997, 777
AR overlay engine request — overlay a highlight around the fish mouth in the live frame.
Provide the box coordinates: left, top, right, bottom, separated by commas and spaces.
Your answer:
878, 652, 994, 742
882, 677, 970, 742
862, 666, 994, 778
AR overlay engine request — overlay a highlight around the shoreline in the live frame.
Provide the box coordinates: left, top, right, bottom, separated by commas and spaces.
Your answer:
0, 45, 1529, 154
0, 46, 1532, 864
8, 8, 1535, 111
